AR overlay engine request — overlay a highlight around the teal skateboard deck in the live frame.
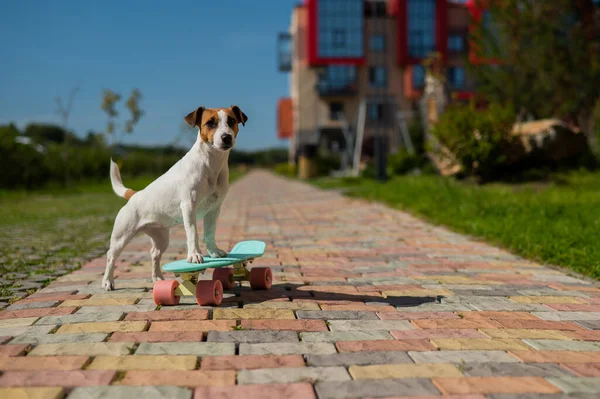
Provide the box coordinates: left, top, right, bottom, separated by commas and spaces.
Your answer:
162, 240, 266, 273
154, 240, 270, 307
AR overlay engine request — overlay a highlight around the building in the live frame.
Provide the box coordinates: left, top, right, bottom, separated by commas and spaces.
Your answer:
277, 0, 482, 166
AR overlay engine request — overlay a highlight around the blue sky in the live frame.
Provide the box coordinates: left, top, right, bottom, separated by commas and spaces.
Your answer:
0, 0, 295, 150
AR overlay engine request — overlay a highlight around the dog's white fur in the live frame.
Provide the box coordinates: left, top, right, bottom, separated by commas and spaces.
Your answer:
102, 107, 245, 290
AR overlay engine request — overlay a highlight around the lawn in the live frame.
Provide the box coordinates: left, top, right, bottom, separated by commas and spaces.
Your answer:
0, 168, 246, 299
314, 171, 600, 279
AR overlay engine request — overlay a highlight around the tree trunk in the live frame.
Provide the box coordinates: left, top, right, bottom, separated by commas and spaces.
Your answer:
578, 112, 598, 153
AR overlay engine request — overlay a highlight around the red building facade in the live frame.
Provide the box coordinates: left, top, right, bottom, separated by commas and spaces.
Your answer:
277, 0, 482, 157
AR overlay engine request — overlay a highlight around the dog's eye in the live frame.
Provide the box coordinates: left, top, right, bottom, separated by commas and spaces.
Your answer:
227, 117, 236, 126
205, 120, 215, 128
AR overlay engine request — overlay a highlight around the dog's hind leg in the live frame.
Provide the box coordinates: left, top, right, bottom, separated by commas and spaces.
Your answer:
103, 209, 139, 291
145, 227, 169, 283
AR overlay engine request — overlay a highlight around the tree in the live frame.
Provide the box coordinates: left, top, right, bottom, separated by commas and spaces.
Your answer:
124, 89, 144, 139
101, 88, 144, 149
468, 0, 600, 148
84, 131, 106, 147
55, 85, 80, 186
24, 124, 68, 144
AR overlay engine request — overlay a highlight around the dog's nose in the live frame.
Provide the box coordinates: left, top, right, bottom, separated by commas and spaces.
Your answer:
221, 134, 232, 146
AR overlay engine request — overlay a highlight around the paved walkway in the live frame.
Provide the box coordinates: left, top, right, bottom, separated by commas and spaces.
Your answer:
1, 170, 600, 399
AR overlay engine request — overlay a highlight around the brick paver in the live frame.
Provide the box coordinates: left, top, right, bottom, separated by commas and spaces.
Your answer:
1, 170, 600, 398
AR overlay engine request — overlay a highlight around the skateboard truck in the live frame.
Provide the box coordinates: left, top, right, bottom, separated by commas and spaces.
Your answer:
232, 260, 250, 282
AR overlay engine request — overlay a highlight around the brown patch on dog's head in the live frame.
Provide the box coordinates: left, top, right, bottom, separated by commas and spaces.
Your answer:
184, 106, 205, 127
230, 105, 248, 126
200, 108, 221, 144
184, 105, 248, 148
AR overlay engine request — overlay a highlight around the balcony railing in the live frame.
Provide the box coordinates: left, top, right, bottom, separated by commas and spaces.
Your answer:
317, 82, 358, 97
316, 65, 358, 96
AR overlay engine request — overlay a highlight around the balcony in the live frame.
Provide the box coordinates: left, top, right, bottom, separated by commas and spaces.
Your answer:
316, 65, 358, 97
317, 82, 358, 97
277, 32, 292, 72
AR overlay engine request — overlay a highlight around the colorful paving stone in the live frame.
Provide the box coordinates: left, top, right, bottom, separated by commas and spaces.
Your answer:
1, 170, 600, 398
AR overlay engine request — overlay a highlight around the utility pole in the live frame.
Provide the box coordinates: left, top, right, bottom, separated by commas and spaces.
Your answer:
372, 4, 388, 182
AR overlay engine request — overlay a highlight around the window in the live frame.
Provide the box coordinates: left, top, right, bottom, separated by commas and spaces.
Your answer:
329, 102, 344, 120
318, 66, 357, 94
408, 0, 436, 59
333, 29, 345, 48
448, 67, 465, 90
317, 0, 364, 59
369, 66, 387, 88
364, 0, 387, 17
448, 34, 465, 53
277, 32, 292, 72
368, 102, 384, 121
412, 65, 425, 89
369, 34, 385, 51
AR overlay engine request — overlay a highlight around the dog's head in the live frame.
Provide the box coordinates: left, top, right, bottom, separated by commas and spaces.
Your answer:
184, 105, 248, 151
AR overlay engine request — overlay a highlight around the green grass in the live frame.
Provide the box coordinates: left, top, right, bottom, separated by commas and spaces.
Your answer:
0, 168, 246, 280
313, 171, 600, 279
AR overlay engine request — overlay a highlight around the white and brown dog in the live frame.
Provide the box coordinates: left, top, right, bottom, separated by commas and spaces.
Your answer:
102, 105, 248, 291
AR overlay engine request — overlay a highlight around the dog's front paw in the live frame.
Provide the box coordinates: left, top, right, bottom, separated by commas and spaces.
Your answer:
102, 277, 115, 291
187, 252, 204, 263
207, 247, 227, 258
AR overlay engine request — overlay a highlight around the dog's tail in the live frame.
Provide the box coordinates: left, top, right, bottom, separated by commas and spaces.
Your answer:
110, 158, 136, 200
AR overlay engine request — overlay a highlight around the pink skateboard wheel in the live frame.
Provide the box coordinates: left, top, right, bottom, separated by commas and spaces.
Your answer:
153, 280, 181, 306
213, 268, 235, 290
196, 280, 223, 306
249, 267, 272, 290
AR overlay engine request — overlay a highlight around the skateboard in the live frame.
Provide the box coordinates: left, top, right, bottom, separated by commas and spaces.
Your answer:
153, 240, 270, 307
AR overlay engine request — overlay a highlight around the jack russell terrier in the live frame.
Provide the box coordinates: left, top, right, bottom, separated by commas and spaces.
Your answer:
102, 105, 248, 291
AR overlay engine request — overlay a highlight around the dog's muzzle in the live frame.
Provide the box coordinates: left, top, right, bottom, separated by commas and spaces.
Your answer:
220, 134, 233, 149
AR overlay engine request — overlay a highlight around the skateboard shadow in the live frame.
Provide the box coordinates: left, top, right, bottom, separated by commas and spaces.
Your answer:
218, 282, 441, 308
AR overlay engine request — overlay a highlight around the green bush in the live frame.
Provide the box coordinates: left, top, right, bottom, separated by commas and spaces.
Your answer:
117, 151, 181, 177
388, 149, 425, 175
430, 100, 516, 180
274, 163, 297, 178
360, 161, 376, 179
0, 125, 49, 189
316, 154, 340, 176
230, 148, 288, 167
1, 121, 290, 190
408, 112, 426, 155
0, 123, 187, 190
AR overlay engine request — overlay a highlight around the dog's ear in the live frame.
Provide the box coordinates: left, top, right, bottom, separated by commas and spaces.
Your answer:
184, 106, 205, 127
231, 105, 248, 126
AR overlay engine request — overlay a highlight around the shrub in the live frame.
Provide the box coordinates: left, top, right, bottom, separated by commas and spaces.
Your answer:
0, 123, 188, 189
0, 126, 49, 189
316, 154, 340, 176
408, 112, 426, 155
388, 149, 425, 175
360, 161, 376, 179
274, 163, 297, 178
430, 100, 516, 180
